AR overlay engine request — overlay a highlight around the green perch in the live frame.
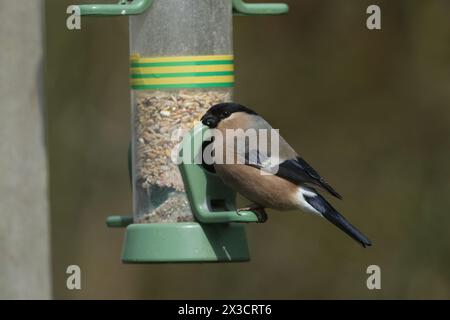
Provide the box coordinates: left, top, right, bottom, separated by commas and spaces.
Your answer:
178, 124, 260, 223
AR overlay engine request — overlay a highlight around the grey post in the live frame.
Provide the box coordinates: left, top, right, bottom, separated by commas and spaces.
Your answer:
0, 0, 51, 299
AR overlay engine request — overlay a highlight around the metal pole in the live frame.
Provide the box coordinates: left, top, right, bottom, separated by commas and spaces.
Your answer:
0, 0, 51, 299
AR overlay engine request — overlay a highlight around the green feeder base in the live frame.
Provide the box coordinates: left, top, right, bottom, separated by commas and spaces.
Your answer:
121, 222, 250, 263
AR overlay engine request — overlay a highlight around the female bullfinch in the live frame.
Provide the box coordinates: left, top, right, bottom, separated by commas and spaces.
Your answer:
200, 102, 372, 248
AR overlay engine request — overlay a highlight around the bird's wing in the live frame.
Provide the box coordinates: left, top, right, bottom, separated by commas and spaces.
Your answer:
236, 146, 342, 199
272, 156, 342, 199
239, 137, 342, 200
219, 116, 342, 199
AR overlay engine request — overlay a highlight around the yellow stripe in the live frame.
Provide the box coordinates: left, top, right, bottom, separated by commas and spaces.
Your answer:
131, 75, 234, 85
130, 54, 233, 63
131, 64, 234, 74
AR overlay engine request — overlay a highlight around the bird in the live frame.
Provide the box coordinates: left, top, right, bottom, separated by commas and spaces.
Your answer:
200, 102, 372, 248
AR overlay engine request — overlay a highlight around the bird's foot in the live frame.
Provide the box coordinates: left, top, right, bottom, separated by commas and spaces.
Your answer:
237, 205, 268, 223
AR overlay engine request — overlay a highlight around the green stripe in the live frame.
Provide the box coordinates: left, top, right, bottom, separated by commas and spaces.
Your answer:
131, 82, 234, 90
131, 60, 233, 68
130, 71, 234, 79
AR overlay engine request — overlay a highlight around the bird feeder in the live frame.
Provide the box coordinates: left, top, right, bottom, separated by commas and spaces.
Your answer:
77, 0, 288, 263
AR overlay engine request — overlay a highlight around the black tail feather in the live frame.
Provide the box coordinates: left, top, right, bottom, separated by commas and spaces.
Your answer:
319, 179, 343, 200
304, 192, 372, 248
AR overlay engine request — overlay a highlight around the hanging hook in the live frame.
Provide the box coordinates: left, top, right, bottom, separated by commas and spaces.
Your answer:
77, 0, 287, 17
78, 0, 153, 16
232, 0, 289, 15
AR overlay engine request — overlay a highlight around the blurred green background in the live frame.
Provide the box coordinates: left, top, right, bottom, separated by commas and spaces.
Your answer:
45, 0, 450, 299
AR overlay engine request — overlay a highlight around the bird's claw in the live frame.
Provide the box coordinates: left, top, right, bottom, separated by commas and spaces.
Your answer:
237, 206, 268, 223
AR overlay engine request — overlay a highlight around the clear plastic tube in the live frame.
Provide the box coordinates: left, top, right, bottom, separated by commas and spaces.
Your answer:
129, 0, 233, 223
132, 88, 231, 223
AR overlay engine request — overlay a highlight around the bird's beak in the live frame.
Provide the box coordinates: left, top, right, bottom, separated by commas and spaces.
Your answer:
201, 115, 218, 128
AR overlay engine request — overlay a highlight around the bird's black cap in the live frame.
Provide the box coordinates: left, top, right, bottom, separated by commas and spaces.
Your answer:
201, 103, 257, 128
206, 103, 257, 117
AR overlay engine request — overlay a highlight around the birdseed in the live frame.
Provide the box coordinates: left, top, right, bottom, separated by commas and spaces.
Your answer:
134, 89, 231, 223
